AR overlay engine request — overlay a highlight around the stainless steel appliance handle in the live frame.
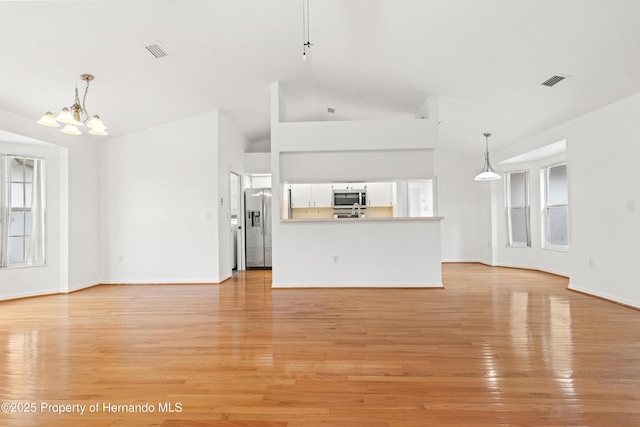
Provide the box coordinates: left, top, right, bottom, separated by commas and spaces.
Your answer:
261, 193, 266, 237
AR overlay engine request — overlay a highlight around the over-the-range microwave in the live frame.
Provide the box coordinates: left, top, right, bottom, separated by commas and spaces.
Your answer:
333, 188, 367, 208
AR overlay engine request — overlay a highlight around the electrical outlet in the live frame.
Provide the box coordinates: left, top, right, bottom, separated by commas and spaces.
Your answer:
627, 200, 636, 213
333, 255, 339, 263
588, 258, 595, 267
119, 255, 124, 262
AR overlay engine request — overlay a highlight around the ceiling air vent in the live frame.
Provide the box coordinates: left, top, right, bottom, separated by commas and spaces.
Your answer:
144, 41, 171, 59
540, 74, 570, 87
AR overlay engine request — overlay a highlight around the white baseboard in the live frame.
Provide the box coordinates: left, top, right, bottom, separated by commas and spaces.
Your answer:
271, 282, 444, 288
67, 280, 101, 293
568, 283, 640, 309
486, 262, 569, 278
99, 278, 221, 285
0, 287, 61, 302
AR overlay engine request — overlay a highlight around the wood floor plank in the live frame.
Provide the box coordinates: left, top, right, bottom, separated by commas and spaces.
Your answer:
1, 264, 640, 426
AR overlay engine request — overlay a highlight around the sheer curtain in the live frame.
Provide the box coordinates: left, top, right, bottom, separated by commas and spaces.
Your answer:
27, 159, 45, 265
0, 155, 7, 267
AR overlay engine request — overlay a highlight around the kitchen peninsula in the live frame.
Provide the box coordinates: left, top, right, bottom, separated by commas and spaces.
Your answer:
269, 81, 441, 288
275, 181, 444, 288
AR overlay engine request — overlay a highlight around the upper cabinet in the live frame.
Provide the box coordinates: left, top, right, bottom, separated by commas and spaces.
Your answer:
365, 182, 394, 206
289, 182, 395, 208
289, 183, 333, 208
311, 183, 333, 207
289, 184, 312, 208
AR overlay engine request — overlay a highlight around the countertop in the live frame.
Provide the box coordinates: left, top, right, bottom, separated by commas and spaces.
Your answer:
280, 216, 444, 223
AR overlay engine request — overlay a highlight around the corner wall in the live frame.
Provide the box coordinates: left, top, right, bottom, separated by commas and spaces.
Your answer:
0, 108, 100, 300
492, 91, 640, 307
434, 149, 487, 263
99, 112, 221, 283
99, 110, 247, 284
217, 112, 249, 281
565, 93, 640, 307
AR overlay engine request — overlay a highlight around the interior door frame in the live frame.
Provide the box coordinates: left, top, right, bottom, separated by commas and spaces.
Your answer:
230, 170, 244, 272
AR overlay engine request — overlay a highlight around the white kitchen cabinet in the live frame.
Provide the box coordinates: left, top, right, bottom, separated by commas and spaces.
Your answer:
330, 183, 351, 190
289, 184, 312, 208
365, 182, 394, 206
311, 183, 333, 207
289, 183, 334, 208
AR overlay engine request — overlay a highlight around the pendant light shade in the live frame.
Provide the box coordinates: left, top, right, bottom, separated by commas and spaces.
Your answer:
56, 107, 76, 124
474, 133, 502, 181
61, 124, 81, 135
36, 111, 59, 127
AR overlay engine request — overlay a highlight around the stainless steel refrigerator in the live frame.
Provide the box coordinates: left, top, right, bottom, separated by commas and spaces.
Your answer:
244, 188, 272, 268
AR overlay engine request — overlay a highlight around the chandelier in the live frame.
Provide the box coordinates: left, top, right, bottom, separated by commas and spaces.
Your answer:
37, 74, 108, 136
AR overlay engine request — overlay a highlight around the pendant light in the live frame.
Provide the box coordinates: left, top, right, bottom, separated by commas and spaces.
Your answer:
474, 133, 502, 181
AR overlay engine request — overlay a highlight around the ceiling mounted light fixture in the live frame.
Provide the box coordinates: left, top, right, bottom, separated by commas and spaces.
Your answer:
474, 133, 502, 181
302, 0, 313, 60
37, 74, 108, 136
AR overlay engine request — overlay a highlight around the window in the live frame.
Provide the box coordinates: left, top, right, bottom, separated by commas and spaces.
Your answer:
1, 155, 46, 267
506, 171, 530, 247
543, 163, 568, 250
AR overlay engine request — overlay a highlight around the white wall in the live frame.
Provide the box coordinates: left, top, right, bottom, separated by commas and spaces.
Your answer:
247, 138, 271, 153
434, 149, 486, 263
244, 152, 270, 175
0, 108, 100, 300
491, 91, 640, 308
100, 110, 247, 284
564, 93, 640, 307
99, 111, 221, 283
275, 220, 443, 287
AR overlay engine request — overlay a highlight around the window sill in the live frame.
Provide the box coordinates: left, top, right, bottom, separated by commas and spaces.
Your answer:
543, 246, 569, 253
1, 263, 47, 270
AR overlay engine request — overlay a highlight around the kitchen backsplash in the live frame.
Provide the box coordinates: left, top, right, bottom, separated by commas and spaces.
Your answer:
291, 206, 394, 219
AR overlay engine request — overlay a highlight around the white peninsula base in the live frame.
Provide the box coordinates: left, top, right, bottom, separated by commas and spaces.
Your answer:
273, 217, 444, 288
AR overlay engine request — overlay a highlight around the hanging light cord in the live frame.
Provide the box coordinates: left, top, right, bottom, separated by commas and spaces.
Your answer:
485, 133, 490, 159
302, 0, 312, 58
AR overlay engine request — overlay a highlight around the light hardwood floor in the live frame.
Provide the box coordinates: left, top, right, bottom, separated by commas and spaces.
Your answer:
1, 263, 639, 426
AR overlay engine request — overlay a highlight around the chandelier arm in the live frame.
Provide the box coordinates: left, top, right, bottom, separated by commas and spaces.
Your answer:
81, 78, 91, 121
73, 85, 80, 107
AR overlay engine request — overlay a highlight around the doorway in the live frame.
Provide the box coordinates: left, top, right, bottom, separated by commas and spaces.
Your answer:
230, 172, 241, 273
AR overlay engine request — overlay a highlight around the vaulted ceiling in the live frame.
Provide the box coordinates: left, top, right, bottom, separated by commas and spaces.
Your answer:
2, 0, 640, 157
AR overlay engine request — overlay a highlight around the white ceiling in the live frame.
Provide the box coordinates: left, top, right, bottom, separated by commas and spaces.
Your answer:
1, 0, 640, 157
